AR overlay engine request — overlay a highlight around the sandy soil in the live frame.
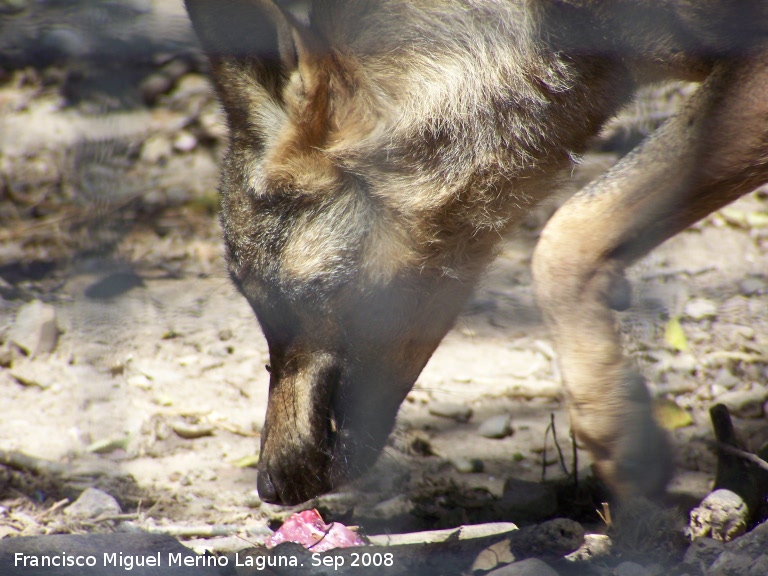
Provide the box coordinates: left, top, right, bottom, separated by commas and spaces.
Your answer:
0, 7, 767, 561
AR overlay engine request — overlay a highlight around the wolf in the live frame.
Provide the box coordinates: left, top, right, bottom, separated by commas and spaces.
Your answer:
184, 0, 768, 505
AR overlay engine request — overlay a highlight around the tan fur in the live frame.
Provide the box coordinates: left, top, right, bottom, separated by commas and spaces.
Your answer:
185, 0, 768, 504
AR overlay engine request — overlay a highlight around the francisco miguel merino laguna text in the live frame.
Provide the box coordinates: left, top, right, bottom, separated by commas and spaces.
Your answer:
14, 551, 302, 570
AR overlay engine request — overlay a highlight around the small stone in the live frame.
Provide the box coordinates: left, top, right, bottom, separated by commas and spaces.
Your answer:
408, 435, 434, 457
8, 300, 60, 356
683, 537, 725, 574
451, 457, 484, 473
739, 277, 767, 296
171, 420, 215, 439
0, 0, 28, 15
565, 533, 612, 562
713, 368, 740, 391
500, 478, 558, 522
141, 134, 173, 163
656, 373, 697, 395
689, 489, 748, 542
127, 374, 152, 390
726, 520, 768, 560
479, 414, 513, 439
717, 387, 768, 419
139, 72, 174, 102
9, 362, 54, 389
428, 401, 472, 422
0, 276, 21, 300
486, 558, 559, 576
708, 551, 755, 576
64, 488, 121, 520
369, 495, 414, 521
244, 491, 262, 509
683, 298, 718, 320
173, 130, 198, 152
749, 554, 768, 576
668, 353, 697, 373
614, 561, 651, 576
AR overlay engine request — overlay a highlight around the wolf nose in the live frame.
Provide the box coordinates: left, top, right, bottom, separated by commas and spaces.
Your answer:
257, 470, 279, 503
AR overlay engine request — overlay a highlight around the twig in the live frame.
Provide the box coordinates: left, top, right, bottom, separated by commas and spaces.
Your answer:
87, 513, 141, 525
0, 450, 67, 476
35, 499, 70, 521
710, 441, 768, 474
551, 414, 569, 476
570, 428, 579, 486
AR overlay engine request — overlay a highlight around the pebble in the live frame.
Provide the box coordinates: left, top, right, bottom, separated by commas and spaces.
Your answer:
0, 0, 27, 15
716, 387, 768, 419
683, 298, 718, 321
500, 478, 558, 522
8, 299, 60, 356
614, 561, 651, 576
173, 130, 198, 153
486, 558, 559, 576
683, 537, 725, 572
139, 72, 174, 102
64, 488, 121, 520
712, 368, 740, 391
689, 489, 748, 542
739, 277, 767, 296
428, 402, 473, 422
565, 533, 611, 562
0, 275, 21, 300
9, 363, 54, 389
141, 134, 173, 163
479, 414, 513, 439
747, 554, 768, 576
451, 457, 484, 473
369, 495, 414, 521
708, 551, 754, 576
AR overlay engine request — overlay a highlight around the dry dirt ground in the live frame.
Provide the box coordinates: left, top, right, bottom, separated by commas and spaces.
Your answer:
1, 2, 768, 571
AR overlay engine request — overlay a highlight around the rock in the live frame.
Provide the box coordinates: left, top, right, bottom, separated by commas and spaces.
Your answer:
64, 487, 121, 520
725, 519, 768, 560
173, 130, 198, 152
708, 551, 755, 576
712, 368, 740, 391
0, 0, 27, 15
565, 533, 612, 562
748, 555, 768, 576
8, 299, 59, 356
9, 362, 55, 389
0, 276, 21, 300
368, 495, 414, 521
139, 72, 174, 102
500, 478, 558, 522
479, 414, 513, 439
614, 561, 651, 576
683, 298, 718, 320
739, 277, 767, 296
141, 134, 173, 163
428, 401, 472, 422
683, 537, 725, 573
486, 558, 559, 576
716, 387, 768, 419
452, 457, 484, 473
689, 489, 748, 542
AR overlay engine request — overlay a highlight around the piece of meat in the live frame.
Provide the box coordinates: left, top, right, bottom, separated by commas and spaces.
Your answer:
265, 509, 366, 552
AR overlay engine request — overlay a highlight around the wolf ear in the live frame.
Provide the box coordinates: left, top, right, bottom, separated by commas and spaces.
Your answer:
184, 0, 320, 95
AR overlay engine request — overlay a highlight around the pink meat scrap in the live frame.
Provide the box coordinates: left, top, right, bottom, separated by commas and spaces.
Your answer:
265, 509, 366, 552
